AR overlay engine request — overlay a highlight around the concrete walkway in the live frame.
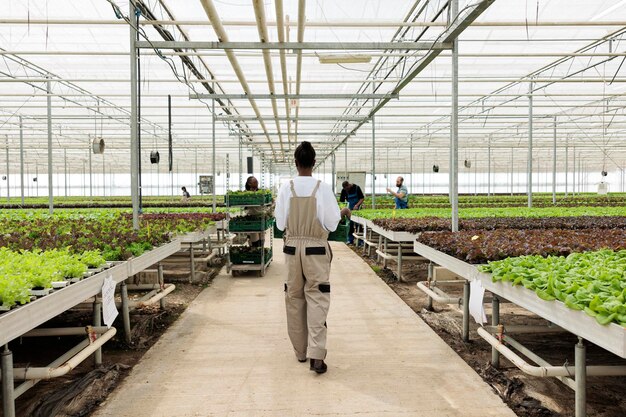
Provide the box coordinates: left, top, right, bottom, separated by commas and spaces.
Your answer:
94, 241, 515, 417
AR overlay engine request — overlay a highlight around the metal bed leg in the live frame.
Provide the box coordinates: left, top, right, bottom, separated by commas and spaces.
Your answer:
491, 296, 500, 368
383, 237, 388, 268
426, 262, 434, 311
462, 280, 470, 342
93, 298, 102, 366
362, 226, 368, 255
189, 242, 195, 284
575, 338, 587, 417
120, 281, 132, 344
1, 345, 15, 417
397, 244, 403, 282
158, 263, 165, 309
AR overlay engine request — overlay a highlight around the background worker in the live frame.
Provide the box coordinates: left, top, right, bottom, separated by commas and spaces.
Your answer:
339, 180, 364, 245
275, 141, 350, 374
244, 176, 263, 248
386, 176, 409, 209
181, 186, 191, 202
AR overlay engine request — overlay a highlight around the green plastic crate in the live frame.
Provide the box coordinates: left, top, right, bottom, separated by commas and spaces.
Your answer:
227, 192, 272, 206
230, 248, 273, 265
229, 217, 274, 232
274, 223, 284, 239
328, 219, 350, 242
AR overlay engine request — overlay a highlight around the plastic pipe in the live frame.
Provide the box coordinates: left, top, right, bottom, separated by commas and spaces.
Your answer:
416, 281, 460, 305
12, 328, 116, 380
477, 327, 626, 378
22, 326, 110, 337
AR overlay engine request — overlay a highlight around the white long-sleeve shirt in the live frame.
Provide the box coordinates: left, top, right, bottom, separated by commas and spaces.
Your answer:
275, 176, 341, 232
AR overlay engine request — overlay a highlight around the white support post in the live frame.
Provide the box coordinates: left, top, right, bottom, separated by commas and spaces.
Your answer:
528, 81, 533, 208
64, 148, 68, 197
5, 136, 9, 203
47, 79, 53, 214
129, 0, 140, 229
371, 83, 376, 209
212, 97, 216, 212
552, 116, 557, 204
565, 137, 569, 197
450, 0, 459, 232
487, 138, 491, 197
19, 116, 24, 205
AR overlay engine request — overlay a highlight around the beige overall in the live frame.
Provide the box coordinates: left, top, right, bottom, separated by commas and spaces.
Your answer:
283, 180, 332, 361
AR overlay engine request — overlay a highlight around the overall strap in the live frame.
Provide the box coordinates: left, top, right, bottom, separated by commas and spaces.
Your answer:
289, 180, 298, 197
310, 180, 322, 197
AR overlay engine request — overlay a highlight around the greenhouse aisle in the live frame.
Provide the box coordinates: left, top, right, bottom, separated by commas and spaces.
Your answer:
94, 240, 514, 417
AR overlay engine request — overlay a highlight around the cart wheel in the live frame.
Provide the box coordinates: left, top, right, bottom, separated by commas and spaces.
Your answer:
231, 270, 239, 277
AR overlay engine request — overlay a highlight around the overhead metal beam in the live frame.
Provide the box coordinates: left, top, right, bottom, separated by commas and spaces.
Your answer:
324, 0, 496, 159
191, 93, 399, 100
135, 40, 451, 50
216, 115, 369, 122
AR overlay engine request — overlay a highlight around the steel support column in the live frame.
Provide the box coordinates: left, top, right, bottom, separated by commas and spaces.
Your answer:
575, 338, 587, 417
371, 85, 376, 209
129, 0, 140, 229
46, 79, 53, 214
487, 138, 491, 196
462, 280, 470, 342
491, 296, 500, 367
5, 136, 9, 203
64, 148, 68, 197
565, 137, 569, 196
212, 97, 216, 212
552, 116, 557, 204
19, 117, 24, 205
450, 0, 459, 232
528, 81, 533, 208
1, 345, 15, 417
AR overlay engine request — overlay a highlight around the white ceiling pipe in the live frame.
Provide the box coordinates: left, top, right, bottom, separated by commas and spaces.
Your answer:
294, 0, 306, 142
253, 0, 284, 155
198, 0, 276, 160
275, 0, 293, 152
3, 19, 626, 28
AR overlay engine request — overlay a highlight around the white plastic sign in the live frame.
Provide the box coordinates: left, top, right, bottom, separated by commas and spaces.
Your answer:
469, 279, 487, 325
102, 275, 119, 328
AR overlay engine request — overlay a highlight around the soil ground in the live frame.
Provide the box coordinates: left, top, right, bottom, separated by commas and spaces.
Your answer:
349, 244, 626, 417
9, 273, 217, 417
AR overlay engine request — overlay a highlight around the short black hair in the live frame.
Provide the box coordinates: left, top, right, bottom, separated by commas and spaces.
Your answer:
294, 141, 316, 169
181, 186, 187, 191
342, 181, 350, 188
245, 176, 257, 191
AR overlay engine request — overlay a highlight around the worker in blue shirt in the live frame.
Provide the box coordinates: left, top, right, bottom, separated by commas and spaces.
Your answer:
339, 181, 364, 244
387, 176, 408, 209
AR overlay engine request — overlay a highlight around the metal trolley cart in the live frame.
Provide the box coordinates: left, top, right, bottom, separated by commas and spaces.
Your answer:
226, 191, 274, 277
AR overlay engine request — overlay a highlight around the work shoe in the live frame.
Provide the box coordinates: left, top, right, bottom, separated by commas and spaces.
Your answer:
309, 359, 327, 374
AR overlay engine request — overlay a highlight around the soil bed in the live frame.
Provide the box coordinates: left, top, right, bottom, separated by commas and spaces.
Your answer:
11, 282, 208, 417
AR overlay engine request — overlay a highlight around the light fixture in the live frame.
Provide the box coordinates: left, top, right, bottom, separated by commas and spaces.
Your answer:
317, 54, 372, 64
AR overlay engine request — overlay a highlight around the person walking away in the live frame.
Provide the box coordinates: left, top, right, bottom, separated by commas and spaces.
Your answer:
275, 141, 350, 374
181, 186, 191, 202
387, 176, 408, 209
244, 176, 263, 248
339, 180, 364, 244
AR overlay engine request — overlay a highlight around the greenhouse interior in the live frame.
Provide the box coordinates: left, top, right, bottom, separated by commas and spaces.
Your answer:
1, 1, 626, 416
